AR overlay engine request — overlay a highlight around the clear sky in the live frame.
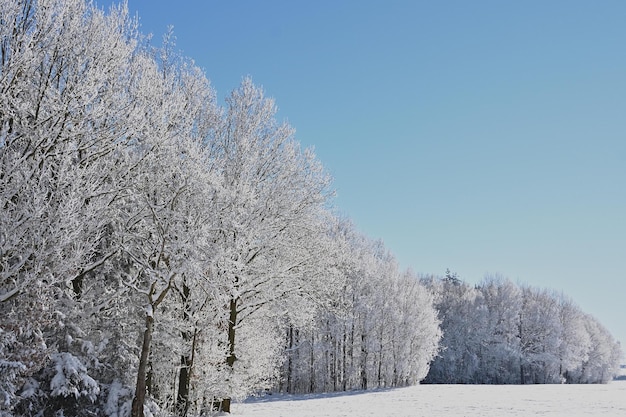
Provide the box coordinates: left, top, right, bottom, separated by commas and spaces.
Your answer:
104, 1, 626, 351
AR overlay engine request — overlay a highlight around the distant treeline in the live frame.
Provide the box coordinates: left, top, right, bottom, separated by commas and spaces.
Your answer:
420, 272, 621, 385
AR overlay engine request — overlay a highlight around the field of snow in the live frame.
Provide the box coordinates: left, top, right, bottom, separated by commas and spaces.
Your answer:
232, 381, 626, 417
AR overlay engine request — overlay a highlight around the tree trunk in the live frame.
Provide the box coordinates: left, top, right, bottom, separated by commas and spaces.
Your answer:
361, 333, 367, 390
309, 330, 315, 393
220, 296, 238, 413
349, 320, 355, 389
132, 313, 154, 417
377, 326, 384, 387
176, 284, 192, 416
132, 282, 171, 417
177, 354, 191, 415
332, 337, 338, 391
286, 326, 293, 393
342, 326, 347, 391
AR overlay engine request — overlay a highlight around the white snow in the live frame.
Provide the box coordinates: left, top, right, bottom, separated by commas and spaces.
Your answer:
232, 382, 626, 417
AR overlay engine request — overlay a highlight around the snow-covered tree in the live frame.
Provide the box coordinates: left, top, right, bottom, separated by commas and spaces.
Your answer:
423, 274, 622, 385
280, 221, 440, 394
422, 272, 488, 384
108, 40, 219, 417
558, 295, 592, 382
385, 269, 441, 385
477, 275, 523, 383
578, 314, 621, 383
201, 77, 334, 411
0, 0, 139, 304
1, 0, 143, 413
518, 286, 563, 384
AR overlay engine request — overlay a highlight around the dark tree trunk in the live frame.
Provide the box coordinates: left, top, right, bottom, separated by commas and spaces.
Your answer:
177, 330, 198, 416
349, 321, 355, 389
377, 327, 384, 387
286, 326, 294, 393
227, 297, 237, 367
361, 333, 367, 390
176, 284, 192, 416
131, 281, 171, 417
332, 337, 338, 391
177, 356, 191, 415
220, 296, 238, 413
342, 325, 347, 391
309, 330, 315, 393
132, 313, 154, 417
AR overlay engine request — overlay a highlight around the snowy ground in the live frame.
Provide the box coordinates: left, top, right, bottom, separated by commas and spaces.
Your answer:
232, 381, 626, 417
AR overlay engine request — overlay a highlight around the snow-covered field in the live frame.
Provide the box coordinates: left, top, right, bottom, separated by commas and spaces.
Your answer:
232, 381, 626, 417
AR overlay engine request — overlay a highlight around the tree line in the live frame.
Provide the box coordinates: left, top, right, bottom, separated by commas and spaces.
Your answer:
0, 1, 621, 417
0, 1, 441, 415
421, 272, 622, 385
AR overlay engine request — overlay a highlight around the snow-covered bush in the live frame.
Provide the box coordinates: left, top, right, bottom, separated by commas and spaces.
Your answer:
0, 356, 25, 415
12, 352, 104, 417
0, 328, 25, 413
105, 380, 133, 417
49, 353, 99, 402
0, 285, 52, 415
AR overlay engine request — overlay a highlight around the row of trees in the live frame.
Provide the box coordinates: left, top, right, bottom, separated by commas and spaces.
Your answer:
0, 1, 621, 417
0, 0, 328, 414
0, 1, 441, 416
277, 225, 441, 394
422, 272, 622, 385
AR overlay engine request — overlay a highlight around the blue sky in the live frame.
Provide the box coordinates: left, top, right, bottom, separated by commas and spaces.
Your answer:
106, 1, 626, 350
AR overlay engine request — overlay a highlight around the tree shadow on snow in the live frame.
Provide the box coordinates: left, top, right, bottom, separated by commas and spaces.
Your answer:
243, 387, 399, 404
